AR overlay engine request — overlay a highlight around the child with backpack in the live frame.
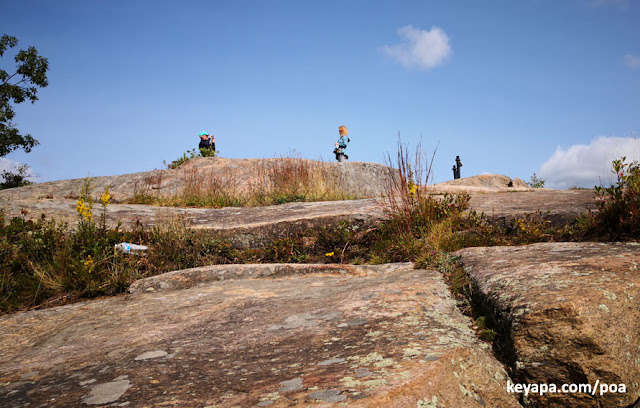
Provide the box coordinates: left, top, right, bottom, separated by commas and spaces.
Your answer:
334, 125, 350, 162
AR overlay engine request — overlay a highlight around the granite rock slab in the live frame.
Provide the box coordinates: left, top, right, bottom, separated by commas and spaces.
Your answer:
457, 242, 640, 408
0, 264, 520, 407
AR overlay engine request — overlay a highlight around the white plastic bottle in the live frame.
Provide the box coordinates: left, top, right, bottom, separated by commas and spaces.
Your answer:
114, 242, 148, 254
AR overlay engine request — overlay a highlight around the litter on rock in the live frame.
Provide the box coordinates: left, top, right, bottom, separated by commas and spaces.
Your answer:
114, 242, 148, 254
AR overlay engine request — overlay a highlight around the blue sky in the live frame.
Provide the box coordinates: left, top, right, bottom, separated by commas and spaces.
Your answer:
1, 0, 639, 188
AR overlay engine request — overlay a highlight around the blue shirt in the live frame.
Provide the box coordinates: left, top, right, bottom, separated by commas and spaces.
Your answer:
337, 135, 348, 154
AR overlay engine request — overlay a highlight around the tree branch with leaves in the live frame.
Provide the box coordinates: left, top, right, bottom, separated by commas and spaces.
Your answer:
1, 34, 49, 155
0, 34, 49, 188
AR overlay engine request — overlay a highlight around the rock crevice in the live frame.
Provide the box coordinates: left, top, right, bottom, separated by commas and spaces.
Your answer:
456, 242, 640, 408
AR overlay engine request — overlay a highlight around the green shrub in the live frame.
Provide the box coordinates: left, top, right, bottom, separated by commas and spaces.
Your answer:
199, 147, 217, 158
167, 147, 218, 170
592, 157, 640, 237
168, 149, 200, 169
526, 173, 545, 188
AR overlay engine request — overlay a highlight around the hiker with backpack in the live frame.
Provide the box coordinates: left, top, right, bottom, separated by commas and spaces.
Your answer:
334, 125, 350, 162
198, 131, 216, 156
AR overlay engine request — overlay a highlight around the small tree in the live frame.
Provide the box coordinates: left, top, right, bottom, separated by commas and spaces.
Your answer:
527, 173, 545, 188
0, 34, 49, 187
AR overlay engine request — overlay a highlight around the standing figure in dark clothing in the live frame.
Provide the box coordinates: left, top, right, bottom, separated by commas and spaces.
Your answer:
452, 155, 463, 179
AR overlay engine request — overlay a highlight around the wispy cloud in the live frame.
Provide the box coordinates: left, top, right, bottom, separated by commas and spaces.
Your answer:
538, 136, 640, 189
380, 25, 452, 71
0, 158, 20, 174
0, 158, 38, 182
624, 54, 640, 69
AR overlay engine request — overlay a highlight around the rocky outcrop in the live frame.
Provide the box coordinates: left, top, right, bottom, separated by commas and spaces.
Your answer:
0, 158, 396, 202
467, 189, 596, 226
128, 263, 408, 293
456, 242, 640, 408
0, 264, 520, 407
429, 174, 531, 193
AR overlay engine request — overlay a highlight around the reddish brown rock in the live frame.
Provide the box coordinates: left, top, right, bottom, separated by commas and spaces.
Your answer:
0, 264, 520, 407
456, 242, 640, 408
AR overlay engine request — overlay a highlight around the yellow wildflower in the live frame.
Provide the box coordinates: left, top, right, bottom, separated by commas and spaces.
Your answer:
75, 199, 93, 222
407, 164, 417, 198
408, 183, 417, 198
100, 187, 110, 206
83, 255, 93, 267
325, 252, 334, 257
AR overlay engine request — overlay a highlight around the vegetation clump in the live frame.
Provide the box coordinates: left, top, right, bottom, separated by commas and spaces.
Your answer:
526, 173, 545, 188
0, 164, 33, 190
373, 142, 470, 263
0, 178, 230, 313
167, 147, 218, 170
589, 157, 640, 238
2, 151, 638, 315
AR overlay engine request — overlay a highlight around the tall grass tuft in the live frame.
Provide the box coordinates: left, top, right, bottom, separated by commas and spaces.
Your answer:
374, 140, 470, 262
249, 156, 355, 206
172, 168, 242, 208
128, 153, 357, 208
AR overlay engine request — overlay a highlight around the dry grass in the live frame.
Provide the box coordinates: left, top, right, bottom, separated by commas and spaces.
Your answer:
128, 155, 356, 208
371, 140, 471, 262
248, 157, 355, 205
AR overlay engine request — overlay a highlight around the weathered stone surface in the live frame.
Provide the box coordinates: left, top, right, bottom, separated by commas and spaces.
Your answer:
0, 264, 520, 407
0, 157, 395, 202
82, 377, 132, 405
456, 242, 640, 408
128, 263, 409, 294
134, 350, 168, 361
467, 189, 596, 226
429, 174, 531, 193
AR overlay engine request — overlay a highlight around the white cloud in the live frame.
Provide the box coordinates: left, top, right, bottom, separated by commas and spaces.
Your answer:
538, 136, 640, 189
380, 25, 452, 70
624, 54, 640, 69
0, 158, 20, 174
0, 158, 38, 182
